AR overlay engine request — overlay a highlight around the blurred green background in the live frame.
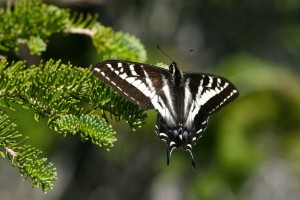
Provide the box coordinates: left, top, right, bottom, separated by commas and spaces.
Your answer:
1, 0, 300, 200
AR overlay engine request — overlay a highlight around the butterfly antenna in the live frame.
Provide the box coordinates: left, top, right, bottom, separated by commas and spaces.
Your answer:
157, 45, 176, 63
181, 49, 194, 61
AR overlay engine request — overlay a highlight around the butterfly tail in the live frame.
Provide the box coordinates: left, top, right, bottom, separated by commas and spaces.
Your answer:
166, 146, 171, 165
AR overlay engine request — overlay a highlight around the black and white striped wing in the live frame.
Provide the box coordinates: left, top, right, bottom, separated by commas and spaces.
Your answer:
183, 73, 239, 141
92, 60, 170, 110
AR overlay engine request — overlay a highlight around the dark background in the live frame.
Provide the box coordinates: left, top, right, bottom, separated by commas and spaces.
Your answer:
1, 0, 300, 200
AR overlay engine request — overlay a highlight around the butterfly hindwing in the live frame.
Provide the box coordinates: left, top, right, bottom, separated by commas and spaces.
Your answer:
184, 73, 239, 115
182, 73, 238, 137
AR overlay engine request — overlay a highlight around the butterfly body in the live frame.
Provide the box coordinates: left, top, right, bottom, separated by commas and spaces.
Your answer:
92, 60, 239, 168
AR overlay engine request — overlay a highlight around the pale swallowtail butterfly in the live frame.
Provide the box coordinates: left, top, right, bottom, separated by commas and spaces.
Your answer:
92, 60, 239, 169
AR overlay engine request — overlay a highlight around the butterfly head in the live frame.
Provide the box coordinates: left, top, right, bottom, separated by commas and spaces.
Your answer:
168, 126, 196, 169
169, 62, 183, 89
169, 62, 182, 76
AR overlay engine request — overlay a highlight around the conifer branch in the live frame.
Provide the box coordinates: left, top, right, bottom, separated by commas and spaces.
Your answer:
0, 0, 147, 61
0, 110, 57, 191
0, 0, 148, 191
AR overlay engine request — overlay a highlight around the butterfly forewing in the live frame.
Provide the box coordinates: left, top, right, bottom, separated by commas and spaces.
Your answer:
92, 60, 170, 110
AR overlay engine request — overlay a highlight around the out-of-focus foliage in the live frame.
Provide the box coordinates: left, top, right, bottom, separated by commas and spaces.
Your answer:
102, 1, 300, 200
186, 54, 300, 199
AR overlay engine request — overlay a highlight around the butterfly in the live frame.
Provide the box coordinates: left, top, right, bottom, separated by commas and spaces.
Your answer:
92, 60, 239, 168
